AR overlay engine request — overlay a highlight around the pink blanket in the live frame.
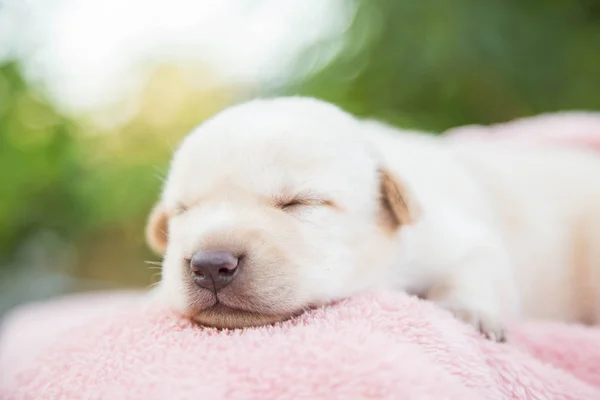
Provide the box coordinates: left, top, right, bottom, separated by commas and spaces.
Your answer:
1, 112, 600, 399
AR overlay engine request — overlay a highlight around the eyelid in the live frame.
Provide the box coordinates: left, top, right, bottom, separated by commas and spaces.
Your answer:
173, 203, 189, 215
172, 195, 206, 215
275, 194, 337, 209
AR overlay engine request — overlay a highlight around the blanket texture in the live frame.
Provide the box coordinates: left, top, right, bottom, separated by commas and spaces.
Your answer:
1, 292, 600, 399
1, 112, 600, 399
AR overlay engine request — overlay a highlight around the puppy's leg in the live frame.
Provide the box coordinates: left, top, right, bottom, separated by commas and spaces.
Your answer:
427, 246, 518, 342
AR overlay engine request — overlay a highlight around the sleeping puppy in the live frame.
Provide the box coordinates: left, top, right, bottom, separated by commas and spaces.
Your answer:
146, 97, 600, 341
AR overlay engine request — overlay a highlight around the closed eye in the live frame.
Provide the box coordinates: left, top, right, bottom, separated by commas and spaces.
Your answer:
173, 203, 189, 215
274, 194, 338, 212
172, 195, 206, 216
280, 199, 305, 210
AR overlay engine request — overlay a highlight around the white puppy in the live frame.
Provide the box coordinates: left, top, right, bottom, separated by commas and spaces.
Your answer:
147, 97, 600, 341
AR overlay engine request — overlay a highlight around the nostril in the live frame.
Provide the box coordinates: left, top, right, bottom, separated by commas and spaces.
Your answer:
218, 266, 237, 277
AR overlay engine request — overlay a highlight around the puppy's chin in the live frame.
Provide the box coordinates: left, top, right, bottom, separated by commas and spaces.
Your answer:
191, 303, 304, 329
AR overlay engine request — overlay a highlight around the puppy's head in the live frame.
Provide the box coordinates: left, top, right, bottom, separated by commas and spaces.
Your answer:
147, 97, 417, 328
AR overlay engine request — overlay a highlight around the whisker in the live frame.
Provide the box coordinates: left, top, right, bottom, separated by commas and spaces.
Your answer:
166, 138, 176, 153
153, 173, 166, 183
146, 281, 161, 289
147, 271, 163, 287
153, 166, 167, 182
144, 260, 163, 267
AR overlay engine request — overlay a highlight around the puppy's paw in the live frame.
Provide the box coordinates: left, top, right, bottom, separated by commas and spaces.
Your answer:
442, 304, 507, 342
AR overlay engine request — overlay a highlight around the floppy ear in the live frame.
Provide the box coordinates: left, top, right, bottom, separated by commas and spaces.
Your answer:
378, 167, 419, 232
146, 202, 169, 254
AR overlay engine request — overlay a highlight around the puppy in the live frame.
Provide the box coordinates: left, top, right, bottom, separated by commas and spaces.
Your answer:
147, 97, 600, 341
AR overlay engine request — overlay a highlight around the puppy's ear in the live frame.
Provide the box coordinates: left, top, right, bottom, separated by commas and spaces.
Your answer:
146, 203, 169, 254
378, 167, 419, 232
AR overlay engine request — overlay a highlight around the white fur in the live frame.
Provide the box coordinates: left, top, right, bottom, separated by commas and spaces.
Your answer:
151, 97, 600, 338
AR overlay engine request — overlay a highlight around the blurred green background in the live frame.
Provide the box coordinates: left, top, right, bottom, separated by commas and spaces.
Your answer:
1, 0, 600, 315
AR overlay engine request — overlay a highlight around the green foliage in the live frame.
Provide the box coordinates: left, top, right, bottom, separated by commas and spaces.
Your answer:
0, 63, 83, 262
290, 0, 600, 131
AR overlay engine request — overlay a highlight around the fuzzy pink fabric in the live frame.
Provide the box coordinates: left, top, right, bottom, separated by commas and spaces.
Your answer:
0, 291, 143, 387
1, 112, 600, 399
1, 292, 600, 399
445, 111, 600, 148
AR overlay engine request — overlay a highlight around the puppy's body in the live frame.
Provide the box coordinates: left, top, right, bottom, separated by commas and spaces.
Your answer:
147, 97, 600, 339
452, 142, 600, 323
365, 121, 600, 327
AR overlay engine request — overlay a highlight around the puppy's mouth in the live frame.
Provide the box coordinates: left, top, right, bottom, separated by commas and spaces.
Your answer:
190, 299, 306, 329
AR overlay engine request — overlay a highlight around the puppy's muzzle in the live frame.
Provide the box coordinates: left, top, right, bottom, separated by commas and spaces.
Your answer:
189, 251, 240, 291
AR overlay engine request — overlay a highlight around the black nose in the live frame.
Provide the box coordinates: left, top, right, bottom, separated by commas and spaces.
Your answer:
190, 251, 239, 291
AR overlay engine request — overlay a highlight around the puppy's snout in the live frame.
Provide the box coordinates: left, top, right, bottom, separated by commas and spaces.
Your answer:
190, 251, 239, 291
